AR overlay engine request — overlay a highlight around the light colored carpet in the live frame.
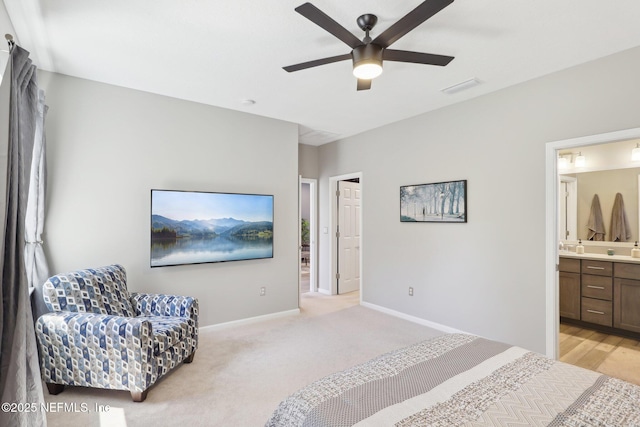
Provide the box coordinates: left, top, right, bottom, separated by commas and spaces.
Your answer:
43, 292, 443, 427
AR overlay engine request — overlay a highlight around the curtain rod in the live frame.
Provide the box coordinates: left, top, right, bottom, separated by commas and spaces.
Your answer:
5, 34, 15, 52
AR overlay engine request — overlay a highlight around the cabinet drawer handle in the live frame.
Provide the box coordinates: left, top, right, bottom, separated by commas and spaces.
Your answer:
587, 285, 605, 290
587, 266, 606, 270
586, 309, 605, 315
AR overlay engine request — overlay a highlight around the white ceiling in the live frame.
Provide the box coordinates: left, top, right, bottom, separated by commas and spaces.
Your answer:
3, 0, 640, 145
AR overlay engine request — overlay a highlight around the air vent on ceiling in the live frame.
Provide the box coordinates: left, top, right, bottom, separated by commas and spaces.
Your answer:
299, 126, 340, 146
441, 78, 481, 95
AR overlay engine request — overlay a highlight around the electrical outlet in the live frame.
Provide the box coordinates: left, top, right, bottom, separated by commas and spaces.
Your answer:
408, 287, 413, 296
260, 286, 266, 296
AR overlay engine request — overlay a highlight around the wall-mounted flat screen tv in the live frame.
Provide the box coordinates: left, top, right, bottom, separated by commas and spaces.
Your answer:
151, 189, 273, 267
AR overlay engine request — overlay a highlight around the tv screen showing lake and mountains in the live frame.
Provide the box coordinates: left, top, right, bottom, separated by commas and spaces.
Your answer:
151, 190, 274, 267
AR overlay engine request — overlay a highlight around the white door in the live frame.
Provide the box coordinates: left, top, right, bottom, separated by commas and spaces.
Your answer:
338, 180, 360, 294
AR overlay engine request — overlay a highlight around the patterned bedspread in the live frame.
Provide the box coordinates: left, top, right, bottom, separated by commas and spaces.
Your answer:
266, 334, 640, 427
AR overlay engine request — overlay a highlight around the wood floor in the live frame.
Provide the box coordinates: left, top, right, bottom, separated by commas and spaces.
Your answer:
559, 322, 640, 385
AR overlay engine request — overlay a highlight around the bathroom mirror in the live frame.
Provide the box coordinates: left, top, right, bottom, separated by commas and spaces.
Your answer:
559, 168, 640, 242
558, 137, 640, 244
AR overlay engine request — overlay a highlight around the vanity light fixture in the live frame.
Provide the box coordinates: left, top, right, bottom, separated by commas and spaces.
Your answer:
557, 155, 568, 169
575, 152, 586, 167
632, 143, 640, 161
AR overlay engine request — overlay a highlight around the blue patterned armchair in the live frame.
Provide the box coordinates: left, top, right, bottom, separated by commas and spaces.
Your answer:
35, 264, 198, 402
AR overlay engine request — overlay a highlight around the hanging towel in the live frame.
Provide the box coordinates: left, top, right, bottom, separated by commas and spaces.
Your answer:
587, 194, 606, 241
610, 192, 632, 242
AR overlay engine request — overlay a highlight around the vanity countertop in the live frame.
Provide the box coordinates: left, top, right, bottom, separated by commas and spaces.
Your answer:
559, 250, 640, 263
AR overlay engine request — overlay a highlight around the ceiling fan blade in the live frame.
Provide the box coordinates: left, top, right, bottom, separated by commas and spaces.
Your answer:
357, 79, 371, 91
383, 49, 454, 66
372, 0, 454, 48
283, 53, 352, 72
295, 3, 364, 49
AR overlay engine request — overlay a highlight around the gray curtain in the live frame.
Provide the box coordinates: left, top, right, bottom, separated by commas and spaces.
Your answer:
0, 45, 47, 427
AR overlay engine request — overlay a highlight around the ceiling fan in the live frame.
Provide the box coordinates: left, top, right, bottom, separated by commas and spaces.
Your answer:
283, 0, 455, 91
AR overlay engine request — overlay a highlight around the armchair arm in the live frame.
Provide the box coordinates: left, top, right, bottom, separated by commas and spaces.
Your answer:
130, 293, 199, 323
35, 312, 154, 391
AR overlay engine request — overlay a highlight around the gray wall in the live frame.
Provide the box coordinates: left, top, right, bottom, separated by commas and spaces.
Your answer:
298, 143, 319, 178
314, 46, 640, 353
39, 72, 299, 327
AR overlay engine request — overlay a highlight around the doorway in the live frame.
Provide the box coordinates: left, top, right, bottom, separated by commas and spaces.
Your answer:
329, 172, 363, 297
300, 178, 317, 293
545, 127, 640, 359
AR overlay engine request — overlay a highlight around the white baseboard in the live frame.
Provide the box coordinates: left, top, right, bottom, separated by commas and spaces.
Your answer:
316, 288, 332, 295
360, 301, 467, 334
199, 308, 300, 331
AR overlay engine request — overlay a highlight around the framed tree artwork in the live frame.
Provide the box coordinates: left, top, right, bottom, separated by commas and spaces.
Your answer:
400, 180, 467, 223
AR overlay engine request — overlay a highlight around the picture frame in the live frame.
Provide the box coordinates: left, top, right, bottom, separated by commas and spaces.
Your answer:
400, 180, 467, 223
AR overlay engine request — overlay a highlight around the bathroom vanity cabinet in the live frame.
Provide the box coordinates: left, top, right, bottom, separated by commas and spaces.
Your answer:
613, 262, 640, 333
560, 253, 640, 336
559, 257, 580, 320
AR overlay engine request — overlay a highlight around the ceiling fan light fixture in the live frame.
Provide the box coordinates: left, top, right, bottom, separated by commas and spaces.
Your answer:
353, 62, 383, 80
352, 44, 383, 80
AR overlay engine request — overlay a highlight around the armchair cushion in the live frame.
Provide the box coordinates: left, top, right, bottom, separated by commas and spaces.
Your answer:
131, 293, 198, 355
36, 312, 153, 391
42, 264, 135, 317
140, 316, 194, 356
131, 293, 198, 319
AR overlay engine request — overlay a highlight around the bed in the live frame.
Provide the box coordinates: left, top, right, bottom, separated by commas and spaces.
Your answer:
266, 334, 640, 426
